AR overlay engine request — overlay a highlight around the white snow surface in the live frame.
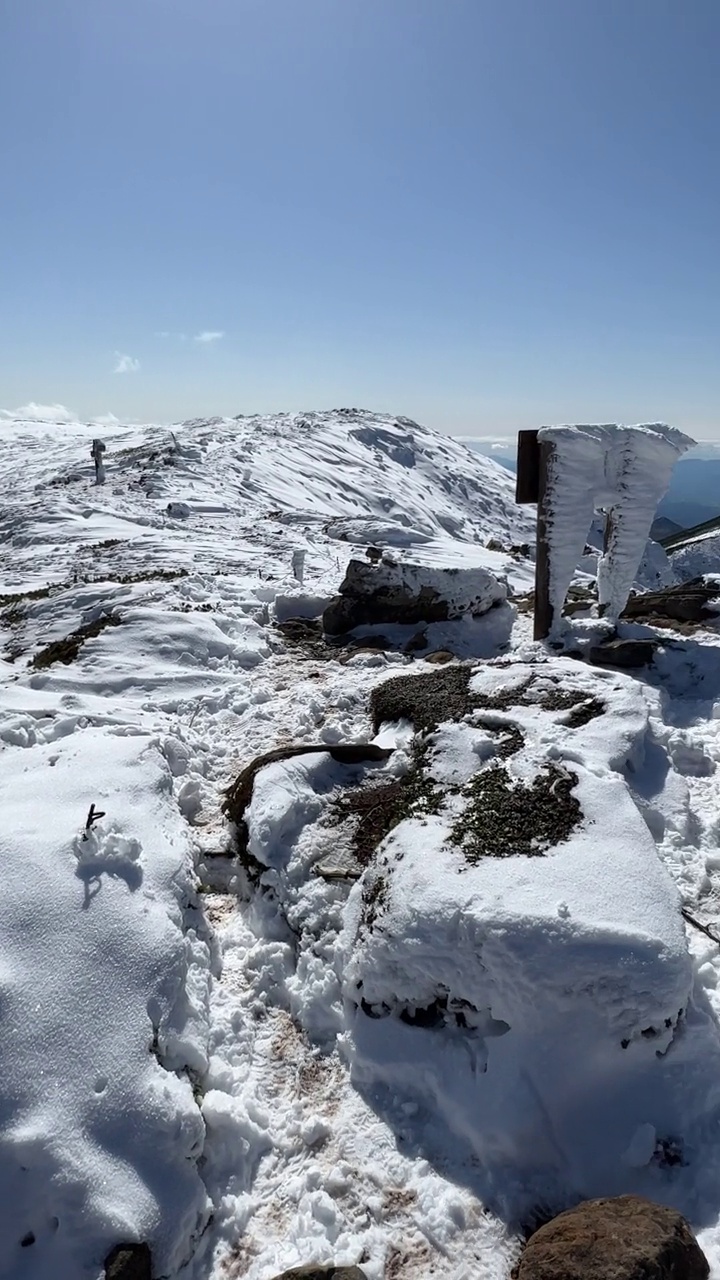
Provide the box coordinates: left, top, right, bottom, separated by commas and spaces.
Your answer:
671, 535, 720, 582
2, 409, 720, 1279
538, 423, 694, 627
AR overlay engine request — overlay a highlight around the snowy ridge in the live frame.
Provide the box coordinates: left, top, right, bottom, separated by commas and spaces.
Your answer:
2, 409, 720, 1279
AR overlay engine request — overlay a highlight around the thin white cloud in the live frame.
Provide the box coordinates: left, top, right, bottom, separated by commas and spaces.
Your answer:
194, 330, 224, 344
1, 401, 77, 422
113, 351, 141, 374
155, 330, 188, 341
90, 412, 121, 426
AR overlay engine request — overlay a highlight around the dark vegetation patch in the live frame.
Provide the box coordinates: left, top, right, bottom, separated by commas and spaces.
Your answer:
493, 724, 525, 758
1, 584, 59, 626
371, 664, 604, 733
222, 742, 394, 875
2, 570, 186, 628
0, 585, 56, 609
534, 688, 605, 727
85, 567, 188, 586
31, 614, 122, 669
330, 664, 594, 868
451, 763, 581, 862
224, 663, 594, 895
276, 617, 393, 661
359, 870, 388, 933
370, 664, 472, 733
330, 741, 444, 868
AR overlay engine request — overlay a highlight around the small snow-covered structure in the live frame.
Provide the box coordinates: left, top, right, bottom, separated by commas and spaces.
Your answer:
534, 424, 694, 635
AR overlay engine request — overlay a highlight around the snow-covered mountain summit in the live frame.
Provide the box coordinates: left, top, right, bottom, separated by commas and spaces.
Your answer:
2, 408, 720, 1280
1, 408, 533, 589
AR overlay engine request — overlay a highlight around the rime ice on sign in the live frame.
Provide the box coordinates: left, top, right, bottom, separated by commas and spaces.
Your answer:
90, 437, 106, 485
537, 423, 694, 631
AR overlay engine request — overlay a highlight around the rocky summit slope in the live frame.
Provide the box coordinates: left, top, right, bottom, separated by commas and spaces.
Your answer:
2, 409, 720, 1280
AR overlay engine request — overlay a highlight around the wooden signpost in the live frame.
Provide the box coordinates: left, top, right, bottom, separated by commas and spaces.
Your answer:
515, 429, 554, 641
91, 438, 106, 485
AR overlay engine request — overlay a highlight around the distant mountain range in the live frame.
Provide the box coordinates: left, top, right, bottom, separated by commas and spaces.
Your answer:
460, 438, 720, 532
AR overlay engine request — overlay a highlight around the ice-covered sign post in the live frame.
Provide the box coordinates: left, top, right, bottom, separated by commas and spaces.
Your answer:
90, 437, 107, 486
517, 424, 695, 640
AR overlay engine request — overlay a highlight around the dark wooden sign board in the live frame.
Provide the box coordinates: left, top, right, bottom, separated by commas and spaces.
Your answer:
515, 429, 553, 641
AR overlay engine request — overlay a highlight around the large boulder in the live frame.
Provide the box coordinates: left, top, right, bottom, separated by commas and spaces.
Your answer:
341, 659, 697, 1195
512, 1195, 708, 1280
322, 558, 506, 636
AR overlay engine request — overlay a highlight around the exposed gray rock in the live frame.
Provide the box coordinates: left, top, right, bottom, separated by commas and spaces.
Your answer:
104, 1243, 152, 1280
622, 576, 720, 624
269, 1266, 366, 1280
588, 638, 659, 668
512, 1194, 708, 1280
322, 558, 505, 637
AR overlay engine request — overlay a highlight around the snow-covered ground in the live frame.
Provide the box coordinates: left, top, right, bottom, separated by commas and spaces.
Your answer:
2, 408, 720, 1280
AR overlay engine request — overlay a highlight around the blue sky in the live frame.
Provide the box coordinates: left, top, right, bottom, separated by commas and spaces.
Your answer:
2, 0, 720, 435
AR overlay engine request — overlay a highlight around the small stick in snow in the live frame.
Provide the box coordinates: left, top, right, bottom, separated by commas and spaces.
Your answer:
681, 907, 720, 946
83, 803, 106, 840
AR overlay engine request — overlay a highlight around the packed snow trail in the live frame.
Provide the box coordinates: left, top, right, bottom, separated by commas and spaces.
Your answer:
1, 409, 720, 1279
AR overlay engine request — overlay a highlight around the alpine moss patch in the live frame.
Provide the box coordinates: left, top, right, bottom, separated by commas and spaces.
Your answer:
451, 762, 581, 862
329, 741, 444, 868
31, 613, 122, 669
370, 664, 605, 735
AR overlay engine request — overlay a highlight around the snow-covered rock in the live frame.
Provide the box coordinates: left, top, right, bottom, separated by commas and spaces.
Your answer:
670, 532, 720, 582
341, 658, 702, 1207
322, 557, 507, 636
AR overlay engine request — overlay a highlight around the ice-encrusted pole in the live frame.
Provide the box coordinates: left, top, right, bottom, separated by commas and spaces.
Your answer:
291, 549, 306, 584
517, 424, 695, 639
91, 438, 106, 485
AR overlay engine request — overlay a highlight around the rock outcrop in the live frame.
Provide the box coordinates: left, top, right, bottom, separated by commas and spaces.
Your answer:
622, 576, 720, 625
105, 1244, 152, 1280
512, 1195, 708, 1280
322, 558, 505, 636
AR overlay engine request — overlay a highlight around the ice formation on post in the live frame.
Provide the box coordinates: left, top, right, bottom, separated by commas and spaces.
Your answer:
537, 423, 694, 629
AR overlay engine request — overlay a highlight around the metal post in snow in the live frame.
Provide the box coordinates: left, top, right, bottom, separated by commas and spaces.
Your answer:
91, 438, 107, 486
515, 429, 554, 641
